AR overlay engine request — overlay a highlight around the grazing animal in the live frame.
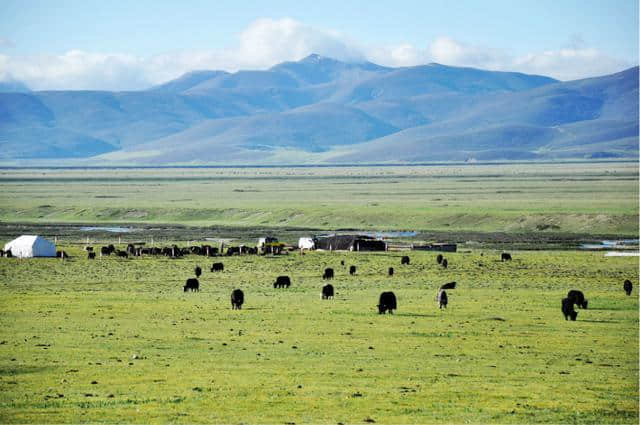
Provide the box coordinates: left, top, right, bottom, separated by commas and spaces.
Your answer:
623, 279, 633, 296
401, 256, 410, 265
85, 246, 93, 252
440, 281, 456, 290
116, 250, 128, 258
210, 262, 224, 272
5, 250, 12, 258
441, 259, 448, 269
0, 249, 3, 257
100, 246, 111, 256
437, 289, 448, 309
87, 252, 96, 260
349, 265, 357, 275
377, 291, 397, 314
567, 290, 588, 309
436, 254, 443, 264
195, 266, 202, 278
501, 253, 512, 261
56, 250, 67, 259
323, 268, 334, 280
127, 244, 135, 254
231, 289, 244, 309
184, 278, 199, 292
340, 260, 345, 266
388, 267, 394, 276
562, 298, 578, 321
274, 276, 291, 288
322, 284, 334, 299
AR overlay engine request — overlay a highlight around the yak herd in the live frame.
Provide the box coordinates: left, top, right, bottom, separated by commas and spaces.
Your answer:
29, 242, 638, 318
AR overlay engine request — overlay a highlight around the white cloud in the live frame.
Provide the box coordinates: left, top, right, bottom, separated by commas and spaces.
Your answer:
0, 19, 634, 90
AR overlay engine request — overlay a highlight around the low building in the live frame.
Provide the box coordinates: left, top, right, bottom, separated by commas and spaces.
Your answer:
313, 234, 387, 251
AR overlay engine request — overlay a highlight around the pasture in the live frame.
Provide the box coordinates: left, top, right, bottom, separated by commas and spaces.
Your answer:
0, 247, 637, 423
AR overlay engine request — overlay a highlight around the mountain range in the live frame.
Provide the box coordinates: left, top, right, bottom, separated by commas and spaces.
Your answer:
0, 54, 637, 163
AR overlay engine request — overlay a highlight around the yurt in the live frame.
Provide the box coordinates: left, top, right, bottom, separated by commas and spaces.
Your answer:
298, 237, 315, 250
3, 235, 56, 258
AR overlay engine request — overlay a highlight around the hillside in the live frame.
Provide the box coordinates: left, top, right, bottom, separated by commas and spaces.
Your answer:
0, 55, 637, 163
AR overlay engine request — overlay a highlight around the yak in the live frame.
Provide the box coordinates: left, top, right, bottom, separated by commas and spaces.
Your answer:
323, 268, 334, 280
184, 278, 199, 292
87, 252, 96, 260
4, 250, 11, 258
436, 254, 443, 264
624, 279, 633, 296
231, 289, 244, 309
377, 291, 397, 314
401, 256, 410, 265
567, 290, 588, 309
349, 265, 357, 275
442, 258, 448, 269
562, 297, 578, 321
116, 250, 128, 258
211, 262, 224, 272
388, 267, 394, 277
440, 281, 456, 290
322, 284, 334, 299
501, 253, 512, 261
437, 289, 448, 309
274, 276, 291, 288
195, 266, 202, 278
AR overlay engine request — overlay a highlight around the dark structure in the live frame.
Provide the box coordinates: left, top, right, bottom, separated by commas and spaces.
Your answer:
184, 278, 200, 292
211, 262, 224, 272
349, 265, 357, 275
567, 290, 588, 309
401, 256, 410, 265
562, 297, 578, 320
501, 253, 512, 261
313, 234, 386, 251
388, 267, 394, 276
623, 279, 633, 296
322, 284, 334, 299
231, 289, 244, 309
413, 243, 457, 253
274, 275, 291, 288
323, 268, 334, 280
437, 289, 448, 309
377, 291, 397, 314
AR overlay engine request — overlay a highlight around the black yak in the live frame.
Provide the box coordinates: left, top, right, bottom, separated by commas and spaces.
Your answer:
623, 279, 633, 296
184, 278, 199, 292
127, 244, 135, 254
501, 253, 512, 261
562, 298, 578, 321
377, 291, 397, 314
323, 268, 334, 280
437, 289, 448, 309
116, 250, 128, 258
436, 254, 443, 264
567, 290, 588, 309
322, 284, 334, 299
274, 276, 291, 288
195, 266, 202, 278
87, 252, 96, 260
340, 260, 345, 266
349, 265, 357, 275
56, 250, 67, 259
211, 262, 224, 272
388, 267, 394, 276
401, 256, 410, 265
4, 249, 12, 258
440, 281, 456, 290
442, 258, 448, 268
231, 289, 244, 309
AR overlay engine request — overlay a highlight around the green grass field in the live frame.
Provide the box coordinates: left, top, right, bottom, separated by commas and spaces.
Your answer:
0, 162, 638, 235
0, 246, 637, 423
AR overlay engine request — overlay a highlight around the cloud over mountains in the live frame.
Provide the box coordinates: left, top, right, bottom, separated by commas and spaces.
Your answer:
0, 18, 633, 90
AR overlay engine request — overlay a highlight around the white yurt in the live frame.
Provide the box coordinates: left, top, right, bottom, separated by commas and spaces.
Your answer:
298, 237, 315, 250
3, 235, 56, 258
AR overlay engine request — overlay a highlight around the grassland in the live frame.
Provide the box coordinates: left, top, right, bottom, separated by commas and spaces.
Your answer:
0, 246, 637, 423
0, 162, 638, 235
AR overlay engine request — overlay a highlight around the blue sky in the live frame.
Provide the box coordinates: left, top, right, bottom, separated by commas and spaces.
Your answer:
0, 0, 637, 89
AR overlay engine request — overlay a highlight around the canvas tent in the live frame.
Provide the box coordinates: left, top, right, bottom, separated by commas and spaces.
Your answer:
298, 237, 315, 250
3, 235, 56, 258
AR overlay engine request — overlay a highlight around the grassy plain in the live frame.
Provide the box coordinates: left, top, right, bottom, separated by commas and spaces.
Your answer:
0, 162, 638, 235
0, 246, 637, 423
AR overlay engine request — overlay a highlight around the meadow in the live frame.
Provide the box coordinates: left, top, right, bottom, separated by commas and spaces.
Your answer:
0, 162, 638, 235
0, 246, 637, 423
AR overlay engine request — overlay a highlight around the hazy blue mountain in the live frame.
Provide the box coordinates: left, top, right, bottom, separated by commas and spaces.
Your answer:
0, 79, 31, 93
0, 55, 636, 162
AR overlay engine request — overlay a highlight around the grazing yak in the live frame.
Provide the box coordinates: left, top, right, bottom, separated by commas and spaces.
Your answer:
100, 246, 112, 256
442, 259, 448, 269
561, 298, 578, 321
440, 281, 456, 290
623, 279, 633, 296
401, 256, 410, 265
116, 250, 128, 258
388, 267, 394, 277
211, 262, 224, 272
501, 253, 512, 261
323, 268, 334, 280
85, 246, 94, 252
87, 252, 96, 260
184, 278, 200, 292
436, 254, 443, 264
127, 244, 135, 254
56, 250, 68, 259
340, 260, 345, 266
322, 284, 334, 299
349, 265, 357, 275
4, 249, 12, 258
437, 289, 448, 309
274, 276, 291, 288
377, 291, 397, 314
231, 289, 244, 309
195, 266, 202, 278
567, 290, 588, 309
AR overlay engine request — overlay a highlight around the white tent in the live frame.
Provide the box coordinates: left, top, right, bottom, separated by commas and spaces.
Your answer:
4, 235, 56, 258
298, 237, 315, 250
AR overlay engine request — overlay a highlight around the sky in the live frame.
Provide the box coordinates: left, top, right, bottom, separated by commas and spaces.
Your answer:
0, 0, 637, 90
